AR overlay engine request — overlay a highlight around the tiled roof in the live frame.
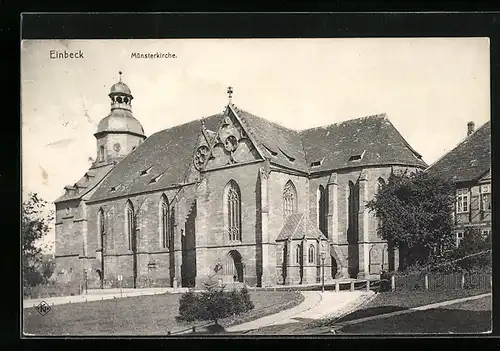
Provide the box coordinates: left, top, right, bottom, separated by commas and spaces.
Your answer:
234, 107, 309, 172
88, 114, 221, 203
300, 114, 427, 172
87, 105, 427, 203
276, 213, 328, 241
54, 163, 115, 203
426, 121, 491, 183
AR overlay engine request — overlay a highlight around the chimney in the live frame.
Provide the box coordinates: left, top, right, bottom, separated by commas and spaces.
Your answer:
467, 121, 475, 136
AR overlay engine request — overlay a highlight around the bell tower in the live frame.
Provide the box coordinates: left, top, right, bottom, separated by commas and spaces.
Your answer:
94, 72, 146, 165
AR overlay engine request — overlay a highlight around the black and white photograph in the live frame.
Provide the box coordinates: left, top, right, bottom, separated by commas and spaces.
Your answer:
21, 36, 492, 336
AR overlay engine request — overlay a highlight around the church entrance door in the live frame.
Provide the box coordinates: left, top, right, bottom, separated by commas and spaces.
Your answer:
225, 250, 244, 283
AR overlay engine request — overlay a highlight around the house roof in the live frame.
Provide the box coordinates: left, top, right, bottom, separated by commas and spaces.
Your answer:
300, 114, 427, 172
276, 213, 328, 241
88, 114, 221, 203
426, 121, 491, 183
54, 163, 115, 204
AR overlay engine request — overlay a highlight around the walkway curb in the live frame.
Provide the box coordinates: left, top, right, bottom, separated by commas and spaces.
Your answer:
332, 292, 492, 329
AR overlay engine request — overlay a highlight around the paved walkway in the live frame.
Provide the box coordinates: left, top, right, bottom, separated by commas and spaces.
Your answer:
23, 287, 188, 309
226, 290, 372, 333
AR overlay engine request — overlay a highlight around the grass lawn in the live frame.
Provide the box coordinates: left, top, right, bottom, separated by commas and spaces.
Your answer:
23, 291, 302, 336
339, 296, 491, 334
336, 288, 491, 323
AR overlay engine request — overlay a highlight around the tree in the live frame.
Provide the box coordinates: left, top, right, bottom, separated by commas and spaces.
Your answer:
22, 193, 54, 287
452, 226, 492, 272
366, 170, 455, 270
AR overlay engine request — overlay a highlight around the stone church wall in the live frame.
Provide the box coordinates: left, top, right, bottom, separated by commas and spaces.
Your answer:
195, 162, 262, 287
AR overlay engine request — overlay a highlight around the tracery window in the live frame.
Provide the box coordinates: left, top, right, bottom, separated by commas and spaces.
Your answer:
160, 195, 171, 249
126, 200, 135, 250
225, 180, 242, 241
283, 180, 297, 219
318, 185, 328, 236
97, 208, 105, 250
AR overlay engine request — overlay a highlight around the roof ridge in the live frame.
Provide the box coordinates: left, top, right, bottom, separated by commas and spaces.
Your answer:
298, 113, 388, 134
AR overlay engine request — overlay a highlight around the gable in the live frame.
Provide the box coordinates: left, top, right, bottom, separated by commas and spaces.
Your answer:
201, 106, 263, 171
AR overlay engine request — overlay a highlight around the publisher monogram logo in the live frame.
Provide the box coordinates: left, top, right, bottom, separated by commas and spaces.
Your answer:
35, 301, 51, 316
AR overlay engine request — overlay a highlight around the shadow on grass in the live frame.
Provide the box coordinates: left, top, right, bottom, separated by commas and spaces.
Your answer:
338, 307, 492, 334
336, 305, 409, 323
183, 323, 227, 335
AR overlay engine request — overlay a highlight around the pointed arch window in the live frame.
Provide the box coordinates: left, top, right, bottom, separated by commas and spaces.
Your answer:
296, 244, 302, 264
376, 178, 386, 230
160, 195, 171, 249
125, 200, 135, 251
377, 177, 386, 193
225, 180, 242, 241
97, 208, 106, 250
308, 244, 315, 264
318, 185, 328, 236
283, 180, 297, 219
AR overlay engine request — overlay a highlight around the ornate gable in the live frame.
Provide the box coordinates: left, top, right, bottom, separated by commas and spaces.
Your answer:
193, 105, 263, 172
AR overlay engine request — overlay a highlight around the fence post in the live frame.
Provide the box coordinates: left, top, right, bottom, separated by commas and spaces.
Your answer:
366, 280, 370, 292
391, 275, 395, 291
424, 274, 428, 290
350, 281, 355, 291
335, 281, 339, 292
461, 274, 465, 289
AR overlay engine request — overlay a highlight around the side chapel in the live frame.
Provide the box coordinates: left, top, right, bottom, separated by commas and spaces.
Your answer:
54, 74, 427, 289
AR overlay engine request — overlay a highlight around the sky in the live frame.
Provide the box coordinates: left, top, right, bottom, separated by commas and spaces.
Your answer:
21, 38, 490, 252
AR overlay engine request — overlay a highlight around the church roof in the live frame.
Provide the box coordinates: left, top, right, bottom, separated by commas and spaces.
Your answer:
88, 114, 221, 203
276, 213, 328, 241
300, 114, 427, 172
425, 121, 491, 183
235, 106, 308, 172
54, 163, 115, 204
88, 105, 426, 203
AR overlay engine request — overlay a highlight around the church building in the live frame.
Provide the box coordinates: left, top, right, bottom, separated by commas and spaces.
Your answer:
54, 74, 427, 289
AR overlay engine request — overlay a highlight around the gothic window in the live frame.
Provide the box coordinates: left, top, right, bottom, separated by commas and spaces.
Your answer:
318, 185, 328, 236
376, 178, 386, 230
125, 200, 135, 251
283, 180, 297, 219
160, 195, 170, 249
347, 181, 360, 244
377, 177, 386, 193
97, 208, 105, 250
296, 244, 301, 264
225, 180, 242, 241
308, 244, 315, 264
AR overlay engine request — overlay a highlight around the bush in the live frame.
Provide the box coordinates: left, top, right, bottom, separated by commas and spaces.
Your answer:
177, 285, 254, 323
177, 289, 199, 322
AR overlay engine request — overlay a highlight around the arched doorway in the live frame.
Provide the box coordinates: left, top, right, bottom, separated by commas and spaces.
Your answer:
225, 250, 244, 283
331, 256, 338, 279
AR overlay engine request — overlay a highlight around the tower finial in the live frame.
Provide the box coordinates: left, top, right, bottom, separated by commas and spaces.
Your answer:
227, 86, 233, 102
119, 71, 123, 82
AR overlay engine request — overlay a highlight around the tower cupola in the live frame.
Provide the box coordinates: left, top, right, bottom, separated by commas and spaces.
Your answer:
93, 72, 146, 166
